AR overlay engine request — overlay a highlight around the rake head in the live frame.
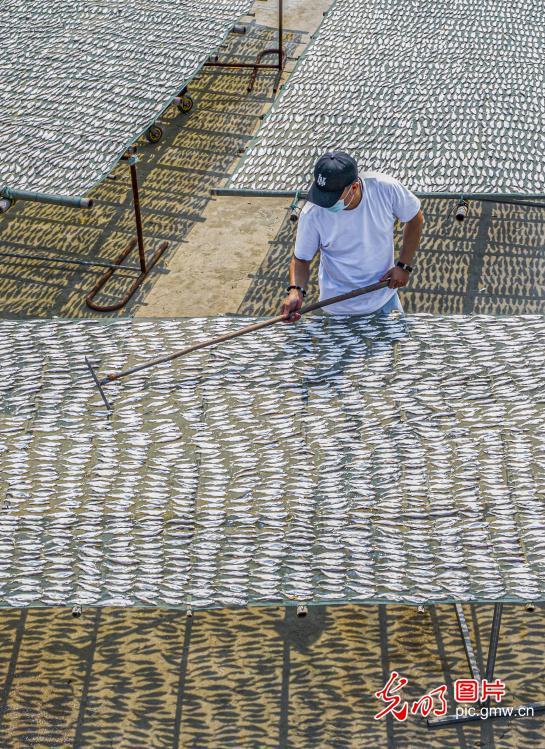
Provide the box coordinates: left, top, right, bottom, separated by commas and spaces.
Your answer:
84, 356, 112, 411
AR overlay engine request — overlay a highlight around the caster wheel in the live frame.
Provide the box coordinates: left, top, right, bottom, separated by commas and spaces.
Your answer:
146, 124, 163, 143
177, 95, 194, 114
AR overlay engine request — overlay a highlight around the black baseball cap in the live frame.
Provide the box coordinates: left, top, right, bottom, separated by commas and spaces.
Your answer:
307, 151, 359, 208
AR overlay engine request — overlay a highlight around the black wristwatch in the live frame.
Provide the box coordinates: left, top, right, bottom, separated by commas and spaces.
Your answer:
287, 285, 306, 297
396, 261, 413, 273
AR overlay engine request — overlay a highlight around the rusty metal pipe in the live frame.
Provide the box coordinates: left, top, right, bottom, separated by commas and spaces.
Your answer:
204, 0, 285, 92
129, 157, 147, 273
204, 62, 280, 69
85, 150, 169, 312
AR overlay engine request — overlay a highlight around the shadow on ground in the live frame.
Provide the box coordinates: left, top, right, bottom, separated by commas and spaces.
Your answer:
1, 605, 545, 748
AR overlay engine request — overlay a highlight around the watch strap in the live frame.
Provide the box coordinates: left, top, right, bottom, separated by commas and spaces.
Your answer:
287, 285, 306, 297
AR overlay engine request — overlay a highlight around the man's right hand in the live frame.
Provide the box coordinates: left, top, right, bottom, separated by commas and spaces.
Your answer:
280, 290, 303, 323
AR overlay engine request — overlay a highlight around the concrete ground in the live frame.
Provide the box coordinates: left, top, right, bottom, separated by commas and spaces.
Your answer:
1, 0, 545, 747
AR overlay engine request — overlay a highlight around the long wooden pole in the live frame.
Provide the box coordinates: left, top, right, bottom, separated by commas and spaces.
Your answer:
99, 280, 389, 386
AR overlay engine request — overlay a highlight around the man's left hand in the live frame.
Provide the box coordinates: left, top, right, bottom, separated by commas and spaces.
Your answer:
380, 266, 410, 289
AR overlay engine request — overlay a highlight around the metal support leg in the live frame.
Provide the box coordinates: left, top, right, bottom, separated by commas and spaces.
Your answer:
484, 602, 502, 685
454, 603, 481, 682
249, 0, 285, 93
86, 152, 168, 312
205, 0, 286, 93
428, 603, 545, 728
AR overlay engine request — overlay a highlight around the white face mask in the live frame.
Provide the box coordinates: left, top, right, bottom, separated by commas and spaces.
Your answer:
327, 184, 354, 213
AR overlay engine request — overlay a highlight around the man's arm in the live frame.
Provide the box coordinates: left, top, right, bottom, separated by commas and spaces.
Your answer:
399, 209, 424, 266
280, 255, 311, 322
380, 209, 424, 288
280, 202, 319, 321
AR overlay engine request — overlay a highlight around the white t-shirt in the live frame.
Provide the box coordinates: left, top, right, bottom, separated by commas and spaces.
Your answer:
294, 172, 421, 315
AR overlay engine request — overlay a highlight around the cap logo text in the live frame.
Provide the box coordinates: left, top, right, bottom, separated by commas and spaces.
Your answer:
317, 174, 326, 187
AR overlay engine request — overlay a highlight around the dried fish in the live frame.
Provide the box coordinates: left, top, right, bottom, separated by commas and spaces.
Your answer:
0, 0, 252, 196
0, 314, 544, 609
230, 0, 545, 195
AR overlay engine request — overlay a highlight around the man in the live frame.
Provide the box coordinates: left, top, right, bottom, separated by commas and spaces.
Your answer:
280, 151, 423, 320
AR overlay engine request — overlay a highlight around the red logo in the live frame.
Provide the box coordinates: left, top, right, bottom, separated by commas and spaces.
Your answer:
375, 674, 508, 722
455, 678, 506, 704
374, 672, 447, 721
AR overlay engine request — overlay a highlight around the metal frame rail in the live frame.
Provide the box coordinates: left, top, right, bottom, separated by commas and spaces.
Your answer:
211, 186, 545, 209
0, 146, 168, 312
211, 186, 545, 225
428, 603, 545, 728
205, 0, 286, 93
